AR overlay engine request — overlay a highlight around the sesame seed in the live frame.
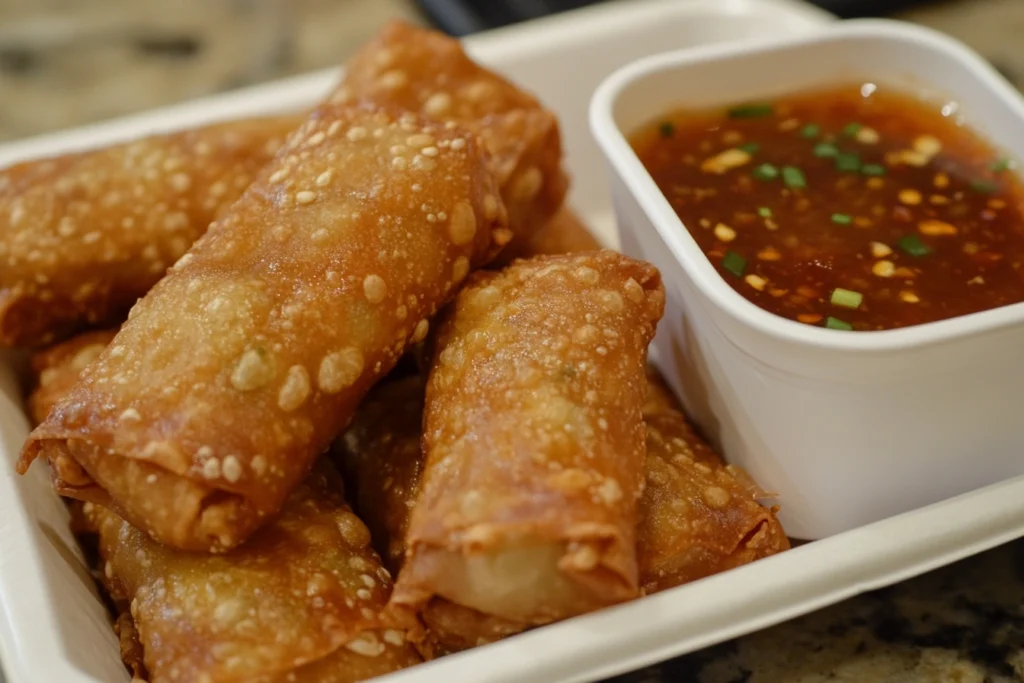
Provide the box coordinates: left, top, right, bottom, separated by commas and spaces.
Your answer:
574, 266, 600, 285
119, 408, 142, 422
919, 219, 957, 236
703, 486, 732, 508
378, 69, 408, 90
391, 157, 407, 171
346, 127, 368, 142
421, 146, 439, 158
345, 633, 385, 657
898, 189, 922, 205
316, 170, 333, 187
900, 290, 920, 303
363, 274, 388, 304
295, 190, 317, 205
327, 121, 342, 137
450, 138, 467, 151
913, 135, 942, 157
202, 458, 221, 480
855, 127, 880, 144
231, 349, 275, 391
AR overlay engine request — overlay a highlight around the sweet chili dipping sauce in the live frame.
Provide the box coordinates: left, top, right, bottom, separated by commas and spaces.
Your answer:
631, 84, 1024, 331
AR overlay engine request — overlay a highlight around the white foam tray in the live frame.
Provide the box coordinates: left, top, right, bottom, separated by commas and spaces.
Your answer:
2, 2, 1024, 683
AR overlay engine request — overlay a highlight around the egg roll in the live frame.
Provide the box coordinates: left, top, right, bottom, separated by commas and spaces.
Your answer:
0, 116, 300, 347
390, 251, 665, 631
338, 20, 568, 240
20, 102, 508, 552
638, 370, 790, 594
83, 459, 421, 683
27, 329, 118, 426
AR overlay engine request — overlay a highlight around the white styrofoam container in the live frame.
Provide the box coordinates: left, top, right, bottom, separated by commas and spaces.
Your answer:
591, 19, 1024, 541
2, 4, 1024, 683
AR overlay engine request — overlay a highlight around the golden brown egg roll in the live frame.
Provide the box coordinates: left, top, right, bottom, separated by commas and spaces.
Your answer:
338, 376, 526, 652
27, 329, 118, 426
337, 20, 568, 241
20, 102, 509, 552
497, 207, 602, 264
82, 459, 421, 683
0, 116, 300, 347
638, 370, 790, 594
390, 251, 665, 632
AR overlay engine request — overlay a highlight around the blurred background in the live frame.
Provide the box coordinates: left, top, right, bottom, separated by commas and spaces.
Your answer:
0, 0, 1021, 141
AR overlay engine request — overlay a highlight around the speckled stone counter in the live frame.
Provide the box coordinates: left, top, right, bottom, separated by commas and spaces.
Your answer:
0, 1, 1022, 682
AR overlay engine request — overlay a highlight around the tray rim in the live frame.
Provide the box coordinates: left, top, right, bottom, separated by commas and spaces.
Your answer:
6, 2, 1023, 683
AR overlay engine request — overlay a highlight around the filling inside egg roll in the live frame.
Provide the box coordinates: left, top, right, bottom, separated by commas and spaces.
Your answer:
0, 116, 301, 347
20, 102, 509, 552
81, 459, 421, 683
390, 251, 665, 628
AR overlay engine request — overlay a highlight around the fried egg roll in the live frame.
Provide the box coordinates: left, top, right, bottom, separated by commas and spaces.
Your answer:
83, 459, 421, 683
27, 329, 118, 426
638, 371, 790, 594
390, 251, 665, 629
338, 20, 568, 240
338, 376, 525, 652
0, 116, 300, 347
20, 102, 508, 552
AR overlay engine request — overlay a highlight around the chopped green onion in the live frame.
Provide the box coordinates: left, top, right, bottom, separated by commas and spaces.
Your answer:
990, 157, 1014, 172
842, 122, 862, 137
738, 142, 760, 154
658, 122, 674, 138
728, 103, 774, 119
970, 179, 998, 194
813, 142, 839, 158
782, 166, 807, 189
752, 163, 779, 181
898, 234, 931, 257
758, 207, 773, 218
831, 288, 863, 309
801, 124, 820, 139
722, 251, 747, 277
835, 153, 861, 172
831, 213, 852, 225
861, 164, 887, 176
825, 316, 853, 331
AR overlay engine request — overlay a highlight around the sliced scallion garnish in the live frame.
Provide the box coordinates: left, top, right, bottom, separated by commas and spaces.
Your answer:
825, 316, 853, 331
801, 124, 820, 139
835, 153, 861, 172
842, 123, 863, 137
861, 164, 886, 176
970, 179, 998, 194
722, 251, 747, 277
758, 207, 772, 218
831, 213, 852, 225
898, 234, 931, 257
831, 288, 863, 309
659, 122, 674, 138
813, 142, 839, 158
782, 166, 806, 189
752, 163, 779, 181
738, 142, 760, 154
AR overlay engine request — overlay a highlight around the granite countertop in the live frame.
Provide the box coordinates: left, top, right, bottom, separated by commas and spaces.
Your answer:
1, 0, 1022, 681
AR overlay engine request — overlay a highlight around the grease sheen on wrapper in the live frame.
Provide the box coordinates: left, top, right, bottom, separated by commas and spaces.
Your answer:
0, 116, 299, 347
20, 102, 508, 552
83, 459, 421, 683
391, 251, 665, 628
639, 371, 790, 594
338, 20, 568, 241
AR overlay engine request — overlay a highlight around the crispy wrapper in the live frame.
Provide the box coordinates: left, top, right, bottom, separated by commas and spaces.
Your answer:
639, 371, 790, 593
391, 251, 665, 628
338, 376, 527, 652
338, 20, 568, 240
497, 207, 602, 264
27, 329, 118, 426
20, 102, 508, 552
0, 116, 300, 347
82, 459, 421, 683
